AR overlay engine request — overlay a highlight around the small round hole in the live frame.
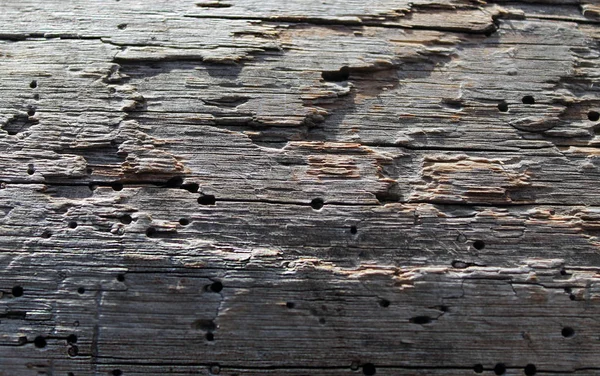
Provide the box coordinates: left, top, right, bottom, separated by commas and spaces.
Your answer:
560, 268, 568, 276
30, 80, 38, 89
117, 274, 125, 282
524, 364, 537, 376
210, 281, 223, 293
34, 336, 47, 348
145, 227, 156, 237
493, 363, 506, 375
497, 102, 508, 112
77, 287, 85, 294
68, 221, 78, 229
117, 23, 128, 30
362, 363, 376, 376
198, 195, 216, 205
318, 317, 326, 324
120, 215, 132, 224
179, 218, 190, 226
569, 294, 576, 301
473, 364, 484, 373
111, 182, 123, 191
67, 334, 78, 344
350, 225, 357, 234
205, 332, 214, 341
311, 198, 324, 210
562, 326, 575, 338
33, 93, 40, 100
27, 164, 35, 175
473, 240, 485, 250
588, 111, 600, 122
68, 373, 75, 376
522, 95, 535, 105
68, 345, 79, 357
12, 286, 24, 297
286, 302, 295, 309
379, 299, 390, 308
112, 370, 123, 376
27, 109, 36, 117
41, 230, 52, 239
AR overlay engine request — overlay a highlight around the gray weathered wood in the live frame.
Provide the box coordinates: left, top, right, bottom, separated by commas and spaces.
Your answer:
1, 1, 600, 375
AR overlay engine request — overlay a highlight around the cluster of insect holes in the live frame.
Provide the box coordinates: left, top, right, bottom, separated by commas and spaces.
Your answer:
498, 95, 600, 124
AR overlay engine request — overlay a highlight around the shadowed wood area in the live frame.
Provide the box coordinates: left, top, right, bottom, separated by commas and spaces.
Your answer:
1, 0, 600, 375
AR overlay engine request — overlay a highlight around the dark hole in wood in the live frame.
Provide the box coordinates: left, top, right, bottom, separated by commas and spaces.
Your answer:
33, 93, 40, 100
497, 102, 508, 112
588, 111, 600, 122
560, 268, 568, 276
77, 287, 85, 294
451, 260, 469, 269
182, 182, 199, 193
68, 373, 75, 376
210, 364, 221, 374
210, 281, 223, 293
27, 164, 35, 175
564, 287, 572, 294
562, 326, 575, 338
569, 294, 576, 301
68, 221, 78, 229
193, 319, 216, 331
146, 227, 156, 237
286, 302, 295, 309
120, 215, 132, 224
108, 87, 116, 94
41, 230, 52, 238
350, 225, 357, 234
319, 317, 326, 324
165, 176, 183, 188
493, 363, 506, 375
410, 315, 431, 325
88, 183, 97, 191
322, 66, 350, 82
473, 364, 484, 373
12, 286, 23, 297
198, 195, 216, 205
27, 108, 36, 117
67, 334, 77, 343
117, 274, 126, 282
117, 23, 128, 30
34, 336, 47, 348
111, 182, 123, 191
362, 363, 376, 376
30, 80, 37, 88
379, 299, 390, 308
473, 240, 485, 250
524, 364, 537, 376
522, 95, 535, 105
206, 332, 215, 341
112, 370, 123, 376
311, 198, 324, 210
68, 345, 79, 357
179, 218, 190, 226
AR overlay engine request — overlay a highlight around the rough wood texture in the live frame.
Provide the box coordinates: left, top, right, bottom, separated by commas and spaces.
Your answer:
1, 1, 600, 375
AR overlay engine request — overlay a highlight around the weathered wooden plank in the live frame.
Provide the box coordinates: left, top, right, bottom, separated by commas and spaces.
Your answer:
1, 0, 600, 375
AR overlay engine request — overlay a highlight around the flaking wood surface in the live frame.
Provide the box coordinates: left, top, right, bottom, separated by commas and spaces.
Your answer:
1, 1, 600, 375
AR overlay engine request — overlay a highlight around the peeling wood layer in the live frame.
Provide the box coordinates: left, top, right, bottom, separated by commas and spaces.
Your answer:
1, 0, 600, 375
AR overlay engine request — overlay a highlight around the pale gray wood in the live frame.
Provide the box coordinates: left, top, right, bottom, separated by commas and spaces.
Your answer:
1, 0, 600, 375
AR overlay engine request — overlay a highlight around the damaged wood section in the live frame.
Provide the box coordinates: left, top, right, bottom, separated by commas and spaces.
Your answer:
1, 0, 600, 375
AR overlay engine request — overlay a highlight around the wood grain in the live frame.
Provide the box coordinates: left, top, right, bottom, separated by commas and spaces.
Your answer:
1, 1, 600, 375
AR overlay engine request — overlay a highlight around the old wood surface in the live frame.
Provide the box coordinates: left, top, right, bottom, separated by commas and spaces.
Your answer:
1, 1, 600, 375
